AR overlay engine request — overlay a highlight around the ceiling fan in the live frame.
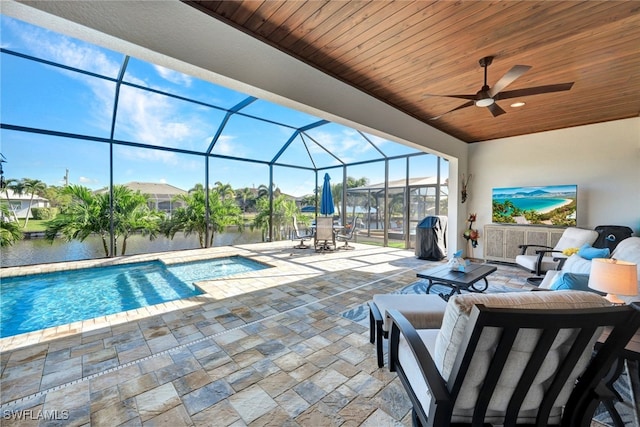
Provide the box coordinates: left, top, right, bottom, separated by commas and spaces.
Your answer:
427, 56, 574, 120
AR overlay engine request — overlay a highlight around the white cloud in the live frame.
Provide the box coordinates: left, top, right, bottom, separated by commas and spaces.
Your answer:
78, 176, 100, 185
10, 19, 210, 157
305, 129, 374, 164
117, 144, 179, 165
212, 135, 243, 156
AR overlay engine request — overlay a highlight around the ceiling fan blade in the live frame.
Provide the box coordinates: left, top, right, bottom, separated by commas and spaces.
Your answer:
489, 65, 532, 97
487, 103, 506, 117
424, 93, 476, 101
494, 82, 575, 100
429, 100, 474, 120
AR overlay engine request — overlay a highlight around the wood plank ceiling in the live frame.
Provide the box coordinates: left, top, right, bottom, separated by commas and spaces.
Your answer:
186, 1, 640, 143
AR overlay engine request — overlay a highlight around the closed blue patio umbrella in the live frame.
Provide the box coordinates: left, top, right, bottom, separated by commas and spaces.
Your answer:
320, 173, 335, 216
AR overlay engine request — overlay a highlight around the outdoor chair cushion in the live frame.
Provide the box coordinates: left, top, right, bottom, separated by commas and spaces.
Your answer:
395, 291, 611, 423
434, 291, 609, 379
373, 294, 447, 333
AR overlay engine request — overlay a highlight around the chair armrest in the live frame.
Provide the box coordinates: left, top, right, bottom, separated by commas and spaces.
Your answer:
532, 249, 565, 276
553, 256, 569, 270
387, 309, 452, 412
518, 244, 552, 255
368, 301, 383, 324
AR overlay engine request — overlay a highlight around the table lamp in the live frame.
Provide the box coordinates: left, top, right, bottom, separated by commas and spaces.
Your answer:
588, 258, 638, 304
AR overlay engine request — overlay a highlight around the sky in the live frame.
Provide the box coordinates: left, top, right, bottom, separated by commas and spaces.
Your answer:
0, 15, 444, 197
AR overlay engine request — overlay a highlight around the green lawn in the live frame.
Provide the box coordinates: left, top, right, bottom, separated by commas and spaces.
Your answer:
21, 219, 48, 233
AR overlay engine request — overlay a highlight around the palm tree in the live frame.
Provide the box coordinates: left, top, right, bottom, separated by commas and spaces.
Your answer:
45, 185, 110, 255
111, 185, 164, 255
163, 187, 243, 248
189, 183, 205, 193
21, 178, 46, 228
252, 194, 297, 241
0, 202, 22, 247
163, 190, 207, 247
214, 181, 235, 200
208, 189, 244, 245
345, 176, 368, 220
256, 183, 281, 200
236, 187, 255, 214
257, 184, 271, 200
45, 184, 161, 256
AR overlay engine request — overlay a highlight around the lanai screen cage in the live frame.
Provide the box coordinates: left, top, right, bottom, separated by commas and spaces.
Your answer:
0, 14, 449, 266
346, 176, 449, 248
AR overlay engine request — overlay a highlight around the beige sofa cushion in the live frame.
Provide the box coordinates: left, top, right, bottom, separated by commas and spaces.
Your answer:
435, 291, 608, 377
431, 291, 609, 423
553, 227, 599, 251
398, 329, 439, 418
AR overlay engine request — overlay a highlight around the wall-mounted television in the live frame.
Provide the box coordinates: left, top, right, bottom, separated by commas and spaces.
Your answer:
492, 185, 577, 226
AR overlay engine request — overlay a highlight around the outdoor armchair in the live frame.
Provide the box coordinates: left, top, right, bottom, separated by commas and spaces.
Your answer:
515, 227, 598, 277
388, 291, 640, 427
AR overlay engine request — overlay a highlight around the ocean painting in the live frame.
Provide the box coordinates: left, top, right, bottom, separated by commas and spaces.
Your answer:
492, 185, 577, 226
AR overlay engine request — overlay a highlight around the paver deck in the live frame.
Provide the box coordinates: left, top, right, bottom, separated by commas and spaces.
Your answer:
0, 242, 536, 425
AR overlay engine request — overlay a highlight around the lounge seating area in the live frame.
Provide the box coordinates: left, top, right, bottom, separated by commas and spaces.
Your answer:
539, 236, 640, 301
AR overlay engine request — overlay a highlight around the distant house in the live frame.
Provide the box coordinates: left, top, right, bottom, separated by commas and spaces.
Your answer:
121, 182, 188, 215
96, 182, 188, 215
2, 189, 50, 219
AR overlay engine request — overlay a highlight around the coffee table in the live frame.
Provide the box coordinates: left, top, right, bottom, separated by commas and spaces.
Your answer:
416, 263, 497, 300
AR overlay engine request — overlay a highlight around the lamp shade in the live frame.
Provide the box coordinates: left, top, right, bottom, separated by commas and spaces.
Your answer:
588, 258, 638, 304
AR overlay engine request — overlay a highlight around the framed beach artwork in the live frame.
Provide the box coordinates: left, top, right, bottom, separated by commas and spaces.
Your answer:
492, 185, 577, 226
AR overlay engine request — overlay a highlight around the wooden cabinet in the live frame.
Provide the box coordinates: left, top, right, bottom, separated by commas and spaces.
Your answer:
484, 224, 566, 263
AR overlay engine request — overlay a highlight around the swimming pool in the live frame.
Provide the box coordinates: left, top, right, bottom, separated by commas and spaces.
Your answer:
0, 256, 268, 338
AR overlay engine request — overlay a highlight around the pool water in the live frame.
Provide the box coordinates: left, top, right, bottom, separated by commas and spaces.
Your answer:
0, 256, 268, 338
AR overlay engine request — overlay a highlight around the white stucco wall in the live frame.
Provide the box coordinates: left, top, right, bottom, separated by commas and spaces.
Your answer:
466, 117, 640, 258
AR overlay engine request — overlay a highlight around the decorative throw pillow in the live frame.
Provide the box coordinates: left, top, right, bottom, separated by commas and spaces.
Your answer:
562, 247, 580, 256
550, 272, 605, 295
577, 243, 610, 260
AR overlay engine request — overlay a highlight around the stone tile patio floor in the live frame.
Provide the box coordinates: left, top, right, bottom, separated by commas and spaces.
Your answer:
0, 241, 539, 426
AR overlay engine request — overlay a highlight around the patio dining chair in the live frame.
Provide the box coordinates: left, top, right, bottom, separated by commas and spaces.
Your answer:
336, 216, 359, 250
388, 291, 640, 427
314, 216, 336, 251
292, 215, 313, 249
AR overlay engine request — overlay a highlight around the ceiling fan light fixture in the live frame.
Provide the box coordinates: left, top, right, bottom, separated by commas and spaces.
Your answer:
475, 97, 495, 107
